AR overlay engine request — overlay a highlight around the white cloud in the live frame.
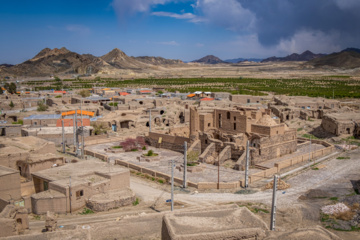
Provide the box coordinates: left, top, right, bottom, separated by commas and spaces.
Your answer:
112, 0, 171, 16
65, 24, 90, 35
158, 41, 180, 46
151, 11, 196, 19
193, 0, 256, 32
333, 0, 360, 10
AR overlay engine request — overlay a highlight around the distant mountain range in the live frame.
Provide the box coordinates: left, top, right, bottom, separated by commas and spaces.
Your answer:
307, 48, 360, 69
0, 47, 184, 77
224, 58, 263, 63
261, 50, 326, 62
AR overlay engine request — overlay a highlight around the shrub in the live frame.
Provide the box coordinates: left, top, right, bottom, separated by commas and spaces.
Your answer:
132, 198, 140, 206
142, 146, 147, 150
9, 101, 14, 108
187, 150, 199, 165
80, 208, 94, 215
120, 137, 146, 152
109, 102, 118, 107
79, 89, 90, 98
55, 95, 62, 98
37, 101, 48, 111
12, 120, 23, 125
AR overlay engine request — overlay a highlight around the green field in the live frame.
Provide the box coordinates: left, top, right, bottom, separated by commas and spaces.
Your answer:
26, 77, 360, 98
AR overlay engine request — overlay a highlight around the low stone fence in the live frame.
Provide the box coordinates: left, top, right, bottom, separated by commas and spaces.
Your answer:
115, 159, 240, 190
199, 143, 215, 163
84, 149, 109, 162
244, 139, 336, 185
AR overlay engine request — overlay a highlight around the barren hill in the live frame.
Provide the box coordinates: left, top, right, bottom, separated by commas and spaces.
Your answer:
1, 47, 113, 76
192, 55, 225, 64
307, 49, 360, 69
100, 48, 149, 69
262, 50, 325, 62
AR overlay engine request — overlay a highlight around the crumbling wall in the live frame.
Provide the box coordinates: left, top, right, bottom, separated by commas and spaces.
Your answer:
146, 132, 190, 153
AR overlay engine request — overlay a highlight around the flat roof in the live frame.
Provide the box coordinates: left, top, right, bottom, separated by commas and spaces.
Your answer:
32, 160, 128, 186
325, 112, 360, 121
0, 165, 19, 176
24, 114, 61, 120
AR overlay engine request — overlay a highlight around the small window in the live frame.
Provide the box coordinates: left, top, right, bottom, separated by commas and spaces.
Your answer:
205, 139, 208, 144
234, 116, 236, 121
276, 131, 278, 134
247, 99, 250, 103
227, 112, 230, 119
76, 190, 84, 199
208, 123, 211, 127
234, 123, 236, 130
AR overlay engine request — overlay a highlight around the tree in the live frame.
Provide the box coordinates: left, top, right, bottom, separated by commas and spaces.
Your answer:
9, 101, 14, 108
5, 82, 17, 94
37, 101, 48, 111
79, 89, 90, 98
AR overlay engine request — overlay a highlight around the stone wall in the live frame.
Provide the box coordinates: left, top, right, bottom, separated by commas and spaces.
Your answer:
146, 132, 190, 153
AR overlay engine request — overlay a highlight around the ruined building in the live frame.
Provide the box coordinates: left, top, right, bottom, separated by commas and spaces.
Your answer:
189, 107, 297, 165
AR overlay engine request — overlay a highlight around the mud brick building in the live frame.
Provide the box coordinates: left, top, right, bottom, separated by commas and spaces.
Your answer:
321, 112, 360, 137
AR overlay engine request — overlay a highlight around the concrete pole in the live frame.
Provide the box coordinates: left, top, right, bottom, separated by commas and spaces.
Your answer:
149, 109, 152, 132
309, 136, 311, 162
80, 100, 84, 159
75, 111, 79, 155
218, 155, 220, 190
245, 140, 250, 189
73, 114, 76, 149
270, 175, 278, 231
61, 120, 65, 153
183, 142, 187, 188
171, 158, 174, 211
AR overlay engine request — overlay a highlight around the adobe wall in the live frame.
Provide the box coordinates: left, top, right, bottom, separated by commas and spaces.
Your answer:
31, 196, 67, 215
321, 116, 338, 135
214, 109, 248, 134
230, 95, 262, 104
146, 132, 190, 153
199, 113, 213, 132
0, 167, 21, 201
0, 125, 22, 137
18, 157, 65, 180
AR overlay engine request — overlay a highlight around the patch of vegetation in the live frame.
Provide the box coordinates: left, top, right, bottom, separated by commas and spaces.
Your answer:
55, 95, 62, 98
132, 198, 140, 206
33, 215, 41, 220
80, 208, 94, 215
145, 150, 158, 156
336, 157, 350, 160
187, 162, 198, 167
329, 197, 338, 201
142, 146, 147, 150
297, 128, 303, 131
120, 137, 146, 152
37, 101, 48, 111
9, 101, 14, 108
158, 179, 164, 184
131, 149, 138, 152
109, 102, 118, 107
111, 145, 123, 149
12, 119, 23, 125
302, 134, 320, 139
312, 167, 319, 170
79, 89, 91, 98
91, 122, 109, 135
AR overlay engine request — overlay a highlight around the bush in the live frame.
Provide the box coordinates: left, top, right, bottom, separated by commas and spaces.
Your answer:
142, 146, 147, 150
55, 95, 62, 98
37, 101, 48, 111
12, 120, 23, 125
120, 137, 146, 152
91, 123, 109, 135
9, 101, 14, 108
109, 102, 118, 107
79, 89, 90, 98
187, 150, 199, 165
80, 208, 94, 215
132, 198, 140, 206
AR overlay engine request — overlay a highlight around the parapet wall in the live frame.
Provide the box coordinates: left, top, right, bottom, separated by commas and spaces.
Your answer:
146, 132, 190, 153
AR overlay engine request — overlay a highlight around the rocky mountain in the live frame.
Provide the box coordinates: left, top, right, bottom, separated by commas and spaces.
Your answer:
224, 58, 263, 63
0, 47, 113, 77
0, 64, 14, 68
135, 56, 183, 65
0, 47, 186, 77
262, 50, 326, 62
100, 48, 149, 69
192, 55, 225, 64
307, 48, 360, 69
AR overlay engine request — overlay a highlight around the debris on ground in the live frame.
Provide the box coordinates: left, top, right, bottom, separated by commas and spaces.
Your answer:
321, 203, 350, 215
265, 178, 290, 190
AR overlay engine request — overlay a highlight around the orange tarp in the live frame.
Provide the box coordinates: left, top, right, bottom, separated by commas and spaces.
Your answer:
54, 90, 66, 94
61, 110, 94, 117
187, 94, 195, 97
200, 97, 214, 101
102, 88, 111, 91
119, 92, 130, 96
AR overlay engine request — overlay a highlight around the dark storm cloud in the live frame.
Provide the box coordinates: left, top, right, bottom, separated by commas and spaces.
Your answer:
238, 0, 360, 48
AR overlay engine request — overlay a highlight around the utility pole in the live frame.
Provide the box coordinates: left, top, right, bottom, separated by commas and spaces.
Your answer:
309, 136, 311, 162
333, 89, 334, 99
183, 142, 187, 188
149, 109, 152, 132
61, 120, 65, 153
73, 114, 76, 150
80, 100, 84, 159
270, 175, 278, 231
69, 176, 72, 214
244, 140, 250, 189
171, 159, 174, 211
218, 155, 220, 189
75, 111, 79, 155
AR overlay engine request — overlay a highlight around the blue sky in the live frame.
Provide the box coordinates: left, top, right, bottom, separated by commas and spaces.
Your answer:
1, 0, 360, 64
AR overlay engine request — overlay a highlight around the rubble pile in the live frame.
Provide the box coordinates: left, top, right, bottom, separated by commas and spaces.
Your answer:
321, 203, 350, 215
265, 178, 291, 190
